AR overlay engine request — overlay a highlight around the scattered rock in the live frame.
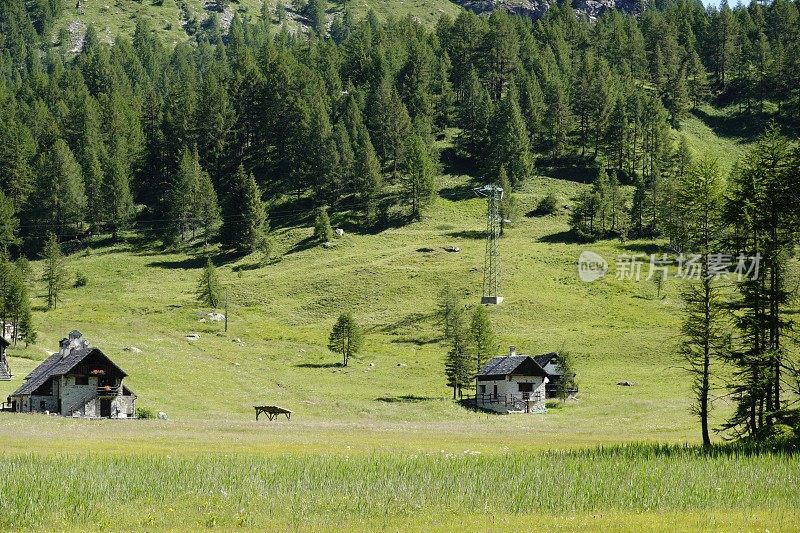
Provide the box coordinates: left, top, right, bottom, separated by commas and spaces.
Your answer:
417, 247, 436, 253
368, 362, 375, 367
124, 346, 142, 353
445, 246, 461, 253
334, 228, 345, 237
397, 363, 407, 367
233, 338, 242, 343
186, 333, 200, 341
617, 381, 636, 387
158, 412, 168, 420
207, 312, 225, 322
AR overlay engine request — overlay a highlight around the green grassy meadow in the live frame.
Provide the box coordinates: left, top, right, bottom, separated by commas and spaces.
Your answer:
1, 113, 795, 530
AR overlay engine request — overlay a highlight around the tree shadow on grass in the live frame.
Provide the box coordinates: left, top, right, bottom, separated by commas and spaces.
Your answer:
536, 155, 598, 184
378, 312, 433, 335
146, 249, 244, 270
296, 362, 342, 369
691, 107, 767, 141
538, 230, 587, 244
621, 242, 663, 255
375, 395, 438, 403
446, 230, 485, 240
285, 236, 318, 255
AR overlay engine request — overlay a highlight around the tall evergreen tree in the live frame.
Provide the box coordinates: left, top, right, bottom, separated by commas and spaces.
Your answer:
220, 165, 267, 253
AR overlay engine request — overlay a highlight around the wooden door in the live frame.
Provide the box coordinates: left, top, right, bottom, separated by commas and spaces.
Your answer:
100, 399, 111, 417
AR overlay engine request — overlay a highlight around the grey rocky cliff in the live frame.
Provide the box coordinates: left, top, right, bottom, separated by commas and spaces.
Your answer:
452, 0, 641, 22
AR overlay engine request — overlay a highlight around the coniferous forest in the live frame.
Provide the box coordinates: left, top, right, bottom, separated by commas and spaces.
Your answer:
1, 0, 800, 444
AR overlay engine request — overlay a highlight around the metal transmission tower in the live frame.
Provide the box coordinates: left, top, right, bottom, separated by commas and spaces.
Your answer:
475, 184, 504, 305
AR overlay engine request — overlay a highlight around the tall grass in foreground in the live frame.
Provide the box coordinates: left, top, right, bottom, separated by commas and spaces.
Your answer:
0, 444, 798, 530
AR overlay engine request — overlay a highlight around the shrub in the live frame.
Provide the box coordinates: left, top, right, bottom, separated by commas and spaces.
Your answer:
74, 271, 88, 288
136, 406, 156, 419
534, 193, 558, 216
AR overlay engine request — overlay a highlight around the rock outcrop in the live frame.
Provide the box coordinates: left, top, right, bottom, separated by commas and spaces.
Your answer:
452, 0, 641, 22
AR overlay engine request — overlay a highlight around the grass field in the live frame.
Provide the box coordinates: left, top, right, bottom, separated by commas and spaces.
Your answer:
2, 445, 798, 530
1, 104, 795, 529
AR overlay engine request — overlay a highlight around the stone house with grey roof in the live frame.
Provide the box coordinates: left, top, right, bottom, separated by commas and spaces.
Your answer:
475, 346, 551, 414
8, 331, 136, 418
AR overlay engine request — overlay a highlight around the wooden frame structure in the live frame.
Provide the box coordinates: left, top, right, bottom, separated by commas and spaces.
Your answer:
254, 405, 292, 421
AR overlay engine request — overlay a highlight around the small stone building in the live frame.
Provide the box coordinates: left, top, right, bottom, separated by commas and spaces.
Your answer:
534, 352, 569, 399
8, 331, 136, 418
475, 346, 549, 414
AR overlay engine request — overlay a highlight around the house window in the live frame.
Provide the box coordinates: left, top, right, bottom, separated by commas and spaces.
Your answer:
493, 385, 498, 399
39, 401, 46, 411
518, 383, 534, 393
479, 385, 486, 395
74, 375, 89, 386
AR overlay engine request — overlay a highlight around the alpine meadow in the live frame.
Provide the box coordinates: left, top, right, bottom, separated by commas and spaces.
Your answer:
1, 0, 800, 531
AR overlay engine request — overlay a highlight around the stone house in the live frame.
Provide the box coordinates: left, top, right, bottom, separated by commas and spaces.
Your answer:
8, 331, 136, 418
475, 346, 549, 414
534, 352, 573, 399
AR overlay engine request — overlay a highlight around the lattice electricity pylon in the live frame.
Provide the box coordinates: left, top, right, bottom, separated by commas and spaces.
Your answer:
475, 184, 504, 305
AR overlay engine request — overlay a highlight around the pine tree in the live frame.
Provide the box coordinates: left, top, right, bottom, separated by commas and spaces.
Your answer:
437, 283, 463, 344
313, 206, 334, 243
193, 168, 221, 246
0, 191, 20, 252
468, 305, 495, 373
676, 157, 726, 447
196, 257, 223, 308
220, 166, 267, 253
491, 83, 532, 186
367, 77, 412, 179
328, 312, 363, 366
402, 132, 435, 220
444, 311, 471, 400
101, 142, 135, 241
164, 148, 198, 244
457, 69, 494, 171
724, 125, 796, 436
305, 0, 327, 36
29, 139, 86, 239
41, 233, 67, 310
352, 122, 382, 221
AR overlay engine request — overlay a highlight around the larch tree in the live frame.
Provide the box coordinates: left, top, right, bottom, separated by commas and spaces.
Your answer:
221, 165, 267, 254
468, 305, 496, 374
41, 234, 67, 310
676, 157, 726, 447
196, 257, 223, 309
328, 312, 363, 366
401, 132, 435, 220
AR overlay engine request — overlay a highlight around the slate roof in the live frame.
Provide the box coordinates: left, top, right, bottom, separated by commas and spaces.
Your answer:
12, 347, 126, 396
476, 355, 548, 379
533, 352, 559, 369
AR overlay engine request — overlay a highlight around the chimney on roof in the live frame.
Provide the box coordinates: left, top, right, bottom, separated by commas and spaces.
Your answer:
509, 345, 516, 357
59, 338, 70, 359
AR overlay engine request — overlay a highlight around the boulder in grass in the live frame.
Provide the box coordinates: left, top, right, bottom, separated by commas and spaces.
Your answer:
158, 412, 168, 420
616, 380, 636, 387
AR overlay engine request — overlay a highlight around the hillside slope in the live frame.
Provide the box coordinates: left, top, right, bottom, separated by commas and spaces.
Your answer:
2, 172, 700, 444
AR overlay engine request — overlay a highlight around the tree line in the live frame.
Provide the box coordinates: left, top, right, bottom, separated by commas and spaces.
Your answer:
0, 0, 798, 256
